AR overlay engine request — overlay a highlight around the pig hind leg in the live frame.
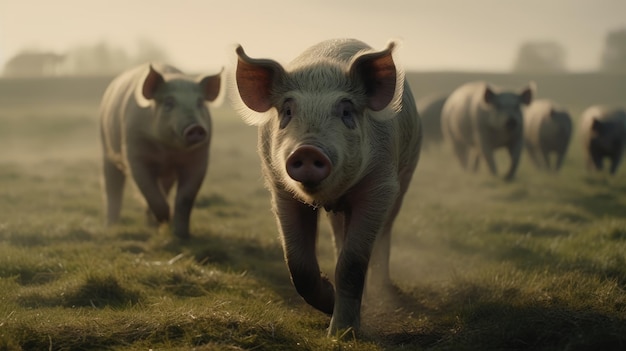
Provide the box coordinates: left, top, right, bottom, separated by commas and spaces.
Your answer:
102, 158, 125, 225
368, 166, 416, 290
541, 149, 552, 171
609, 149, 623, 175
450, 140, 470, 170
590, 151, 604, 172
145, 174, 176, 226
526, 144, 543, 169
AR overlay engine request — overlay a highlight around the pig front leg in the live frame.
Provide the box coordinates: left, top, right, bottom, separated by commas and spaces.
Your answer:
329, 178, 398, 337
274, 190, 335, 315
609, 148, 623, 175
480, 148, 498, 177
505, 139, 523, 181
173, 152, 208, 239
102, 156, 126, 225
128, 160, 170, 225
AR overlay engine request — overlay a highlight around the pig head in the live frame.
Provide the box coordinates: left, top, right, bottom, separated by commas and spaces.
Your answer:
232, 39, 422, 336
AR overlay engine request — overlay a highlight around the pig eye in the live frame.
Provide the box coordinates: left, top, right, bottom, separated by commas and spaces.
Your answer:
163, 97, 176, 111
338, 99, 356, 129
279, 99, 295, 129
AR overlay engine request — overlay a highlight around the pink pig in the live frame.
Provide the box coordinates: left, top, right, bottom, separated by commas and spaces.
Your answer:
232, 39, 422, 336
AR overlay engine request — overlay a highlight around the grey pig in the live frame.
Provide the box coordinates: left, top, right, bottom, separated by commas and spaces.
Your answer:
232, 39, 421, 336
99, 63, 221, 238
441, 81, 533, 181
523, 99, 572, 172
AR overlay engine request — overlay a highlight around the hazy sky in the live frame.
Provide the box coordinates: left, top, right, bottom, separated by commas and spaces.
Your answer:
1, 0, 625, 73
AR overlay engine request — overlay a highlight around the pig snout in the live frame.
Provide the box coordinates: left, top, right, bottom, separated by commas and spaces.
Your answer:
183, 124, 207, 145
505, 117, 518, 131
286, 145, 332, 187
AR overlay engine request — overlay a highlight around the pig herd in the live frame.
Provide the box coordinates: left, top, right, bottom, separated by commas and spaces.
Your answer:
420, 84, 626, 179
97, 38, 626, 338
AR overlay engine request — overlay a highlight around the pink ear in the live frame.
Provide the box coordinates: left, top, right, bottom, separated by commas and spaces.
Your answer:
235, 46, 284, 113
520, 86, 533, 105
142, 65, 164, 100
349, 43, 397, 112
199, 69, 222, 102
483, 86, 496, 105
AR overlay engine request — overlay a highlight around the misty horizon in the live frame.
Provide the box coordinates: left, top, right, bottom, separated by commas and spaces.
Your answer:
1, 0, 626, 74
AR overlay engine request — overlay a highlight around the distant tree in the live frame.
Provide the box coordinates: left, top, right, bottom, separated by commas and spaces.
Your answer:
3, 39, 170, 77
512, 41, 567, 73
3, 51, 65, 77
63, 41, 130, 75
64, 39, 169, 76
600, 27, 626, 73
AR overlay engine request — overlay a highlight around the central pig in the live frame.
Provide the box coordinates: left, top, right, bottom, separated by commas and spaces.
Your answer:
233, 39, 422, 336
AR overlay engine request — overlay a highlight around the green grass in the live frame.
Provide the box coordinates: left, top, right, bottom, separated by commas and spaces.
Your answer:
0, 75, 625, 350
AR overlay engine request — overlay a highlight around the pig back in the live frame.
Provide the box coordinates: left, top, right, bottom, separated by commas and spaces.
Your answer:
441, 81, 487, 147
524, 99, 552, 143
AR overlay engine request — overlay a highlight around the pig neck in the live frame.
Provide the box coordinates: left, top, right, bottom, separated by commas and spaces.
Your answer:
322, 165, 395, 213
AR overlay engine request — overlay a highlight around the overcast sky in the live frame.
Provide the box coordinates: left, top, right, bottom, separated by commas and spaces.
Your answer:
1, 0, 625, 73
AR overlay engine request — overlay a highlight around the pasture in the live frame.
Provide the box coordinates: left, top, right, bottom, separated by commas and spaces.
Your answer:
0, 73, 625, 350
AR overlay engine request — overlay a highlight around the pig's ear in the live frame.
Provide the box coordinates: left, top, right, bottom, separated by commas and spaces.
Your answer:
519, 82, 535, 105
231, 45, 286, 125
142, 64, 164, 100
591, 118, 604, 133
483, 86, 496, 105
198, 67, 223, 104
549, 108, 557, 118
350, 41, 404, 118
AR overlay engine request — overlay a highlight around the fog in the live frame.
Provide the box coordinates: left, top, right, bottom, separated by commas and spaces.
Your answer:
1, 0, 626, 74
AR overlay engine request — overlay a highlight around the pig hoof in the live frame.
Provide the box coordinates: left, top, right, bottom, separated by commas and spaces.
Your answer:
174, 231, 191, 240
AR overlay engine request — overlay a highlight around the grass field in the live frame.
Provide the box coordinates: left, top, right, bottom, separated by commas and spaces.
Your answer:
0, 73, 625, 350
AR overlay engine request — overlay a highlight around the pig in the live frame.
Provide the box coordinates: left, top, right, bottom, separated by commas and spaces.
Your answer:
416, 93, 448, 150
440, 81, 533, 181
580, 105, 626, 175
523, 99, 572, 172
231, 39, 421, 336
99, 63, 221, 239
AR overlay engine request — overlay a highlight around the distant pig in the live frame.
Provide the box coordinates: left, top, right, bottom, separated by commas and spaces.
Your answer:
441, 81, 533, 181
416, 93, 448, 150
580, 105, 626, 175
99, 63, 221, 238
232, 39, 421, 336
523, 99, 572, 172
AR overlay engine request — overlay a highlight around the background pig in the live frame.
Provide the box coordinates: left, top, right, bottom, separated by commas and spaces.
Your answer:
523, 99, 572, 172
440, 81, 533, 181
416, 93, 448, 150
232, 39, 421, 336
99, 63, 221, 238
580, 105, 626, 175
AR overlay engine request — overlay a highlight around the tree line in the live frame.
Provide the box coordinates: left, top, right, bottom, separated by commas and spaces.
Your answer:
2, 38, 169, 77
3, 28, 626, 77
512, 27, 626, 73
